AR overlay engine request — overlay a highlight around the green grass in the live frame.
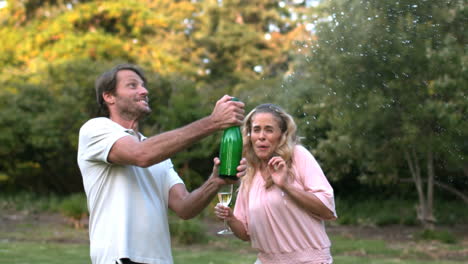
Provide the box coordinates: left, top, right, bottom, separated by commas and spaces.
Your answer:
330, 235, 465, 263
173, 247, 256, 264
331, 256, 463, 264
331, 235, 399, 256
1, 193, 467, 264
0, 242, 89, 264
2, 234, 466, 264
0, 241, 255, 264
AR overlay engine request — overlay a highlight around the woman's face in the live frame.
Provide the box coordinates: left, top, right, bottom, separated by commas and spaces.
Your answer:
250, 112, 283, 162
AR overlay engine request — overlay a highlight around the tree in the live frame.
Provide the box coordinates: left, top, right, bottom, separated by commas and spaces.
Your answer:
192, 0, 309, 100
142, 75, 218, 190
303, 0, 467, 228
1, 0, 305, 193
0, 60, 101, 193
0, 0, 203, 192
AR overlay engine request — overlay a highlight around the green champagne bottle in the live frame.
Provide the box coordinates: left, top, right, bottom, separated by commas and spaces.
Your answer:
219, 98, 243, 181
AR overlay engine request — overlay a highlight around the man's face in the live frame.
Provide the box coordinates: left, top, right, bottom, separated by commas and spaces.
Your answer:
109, 69, 151, 119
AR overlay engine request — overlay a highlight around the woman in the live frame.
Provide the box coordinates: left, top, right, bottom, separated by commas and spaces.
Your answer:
215, 103, 337, 264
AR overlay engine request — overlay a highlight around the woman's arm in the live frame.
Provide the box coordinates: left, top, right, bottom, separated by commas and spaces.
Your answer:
214, 204, 250, 241
279, 182, 336, 220
268, 156, 336, 220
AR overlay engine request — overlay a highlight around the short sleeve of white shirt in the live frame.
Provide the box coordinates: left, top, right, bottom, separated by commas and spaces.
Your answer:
78, 117, 128, 161
78, 117, 131, 189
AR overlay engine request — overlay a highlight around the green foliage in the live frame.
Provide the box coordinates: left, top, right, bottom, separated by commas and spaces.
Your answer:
416, 229, 457, 244
0, 192, 61, 212
0, 0, 198, 74
335, 198, 399, 226
434, 199, 468, 225
0, 59, 110, 193
0, 0, 310, 193
0, 0, 465, 210
195, 0, 311, 101
279, 0, 468, 222
169, 217, 208, 245
305, 0, 467, 185
334, 197, 467, 227
58, 193, 88, 220
146, 76, 216, 190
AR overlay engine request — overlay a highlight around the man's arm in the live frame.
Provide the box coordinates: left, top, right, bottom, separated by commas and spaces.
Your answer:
108, 95, 244, 167
168, 181, 219, 220
168, 158, 246, 220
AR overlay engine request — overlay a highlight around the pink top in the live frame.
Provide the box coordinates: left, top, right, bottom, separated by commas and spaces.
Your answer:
233, 145, 337, 264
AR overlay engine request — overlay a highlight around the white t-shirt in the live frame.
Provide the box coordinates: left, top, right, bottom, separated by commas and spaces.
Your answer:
77, 117, 183, 264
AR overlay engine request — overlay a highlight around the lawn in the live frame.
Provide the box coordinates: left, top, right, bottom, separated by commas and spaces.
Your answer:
1, 213, 466, 264
1, 194, 467, 264
1, 235, 466, 264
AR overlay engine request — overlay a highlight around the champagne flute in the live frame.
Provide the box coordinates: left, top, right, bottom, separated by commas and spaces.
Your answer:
217, 184, 233, 235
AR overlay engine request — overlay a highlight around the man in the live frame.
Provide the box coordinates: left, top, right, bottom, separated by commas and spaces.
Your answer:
77, 64, 246, 264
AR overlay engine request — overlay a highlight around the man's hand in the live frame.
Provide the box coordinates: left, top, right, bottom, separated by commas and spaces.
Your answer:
168, 157, 244, 220
209, 157, 245, 185
236, 158, 247, 178
209, 95, 245, 130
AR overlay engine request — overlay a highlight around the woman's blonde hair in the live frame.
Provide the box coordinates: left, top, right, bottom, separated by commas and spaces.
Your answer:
240, 104, 300, 192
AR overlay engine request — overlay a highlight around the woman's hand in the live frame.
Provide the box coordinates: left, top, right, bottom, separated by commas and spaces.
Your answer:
214, 203, 251, 241
214, 203, 233, 221
267, 156, 288, 188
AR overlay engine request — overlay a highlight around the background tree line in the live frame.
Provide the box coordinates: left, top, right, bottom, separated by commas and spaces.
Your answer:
0, 0, 466, 228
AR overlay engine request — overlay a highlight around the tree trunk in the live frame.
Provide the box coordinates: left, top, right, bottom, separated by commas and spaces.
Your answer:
426, 149, 436, 229
400, 178, 468, 204
405, 148, 435, 229
435, 181, 468, 204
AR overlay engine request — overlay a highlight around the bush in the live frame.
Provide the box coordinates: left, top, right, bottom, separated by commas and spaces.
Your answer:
401, 216, 418, 226
0, 192, 61, 212
58, 193, 88, 229
434, 200, 468, 225
169, 217, 208, 245
335, 214, 357, 225
375, 212, 401, 227
334, 197, 468, 227
416, 229, 457, 244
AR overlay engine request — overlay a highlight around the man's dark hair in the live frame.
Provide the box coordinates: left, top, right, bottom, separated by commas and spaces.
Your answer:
95, 63, 147, 116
